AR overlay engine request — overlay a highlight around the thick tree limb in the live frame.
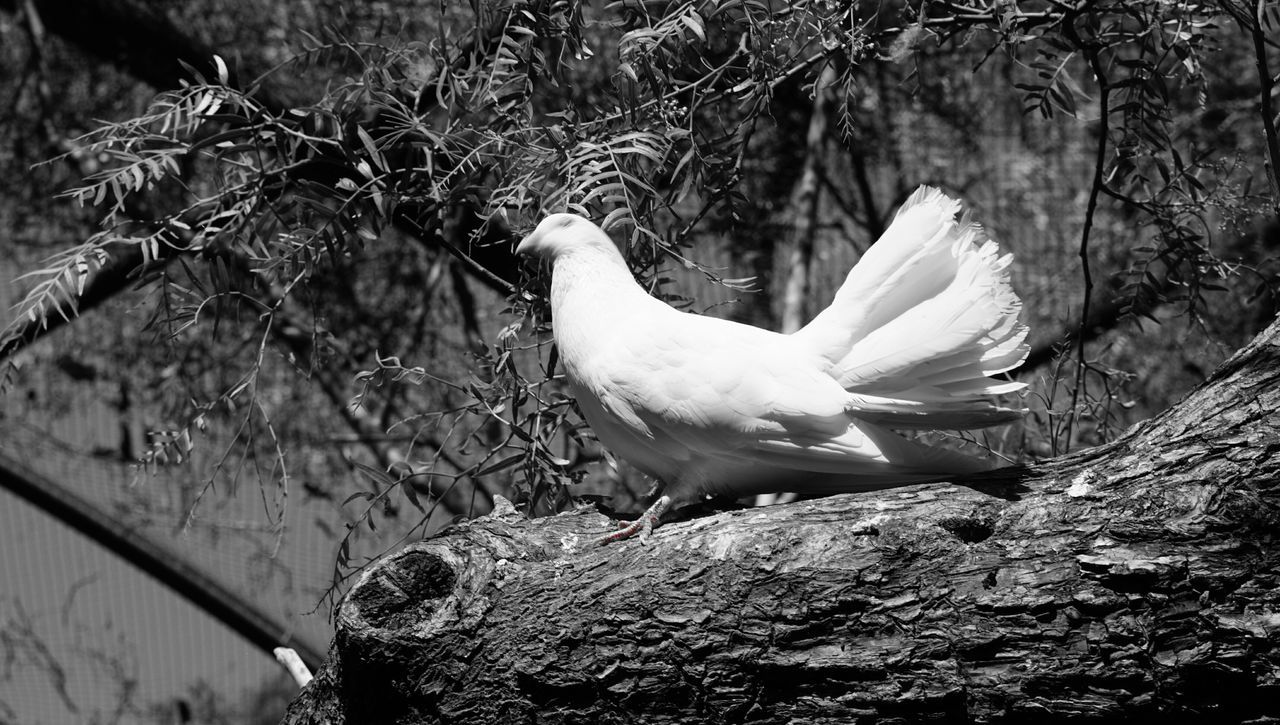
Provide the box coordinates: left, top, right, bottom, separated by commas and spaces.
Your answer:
0, 0, 284, 111
0, 242, 171, 361
283, 316, 1280, 723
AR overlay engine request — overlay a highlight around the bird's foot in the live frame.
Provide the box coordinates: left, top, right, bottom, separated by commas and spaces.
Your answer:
599, 495, 672, 546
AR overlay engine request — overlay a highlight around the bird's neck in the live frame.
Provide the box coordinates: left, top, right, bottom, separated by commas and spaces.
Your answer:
550, 246, 648, 313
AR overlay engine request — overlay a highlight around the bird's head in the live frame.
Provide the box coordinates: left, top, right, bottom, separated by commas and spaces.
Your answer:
516, 213, 620, 262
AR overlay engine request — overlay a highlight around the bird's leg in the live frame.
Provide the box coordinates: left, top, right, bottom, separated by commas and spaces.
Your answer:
599, 495, 672, 546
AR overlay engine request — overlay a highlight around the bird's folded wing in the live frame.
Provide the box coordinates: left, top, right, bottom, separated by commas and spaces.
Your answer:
598, 315, 848, 436
589, 314, 985, 480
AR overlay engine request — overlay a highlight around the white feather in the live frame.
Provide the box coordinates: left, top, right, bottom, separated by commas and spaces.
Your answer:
793, 186, 1029, 425
517, 186, 1028, 505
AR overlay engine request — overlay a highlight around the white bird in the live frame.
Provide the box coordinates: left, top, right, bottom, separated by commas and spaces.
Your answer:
517, 186, 1029, 543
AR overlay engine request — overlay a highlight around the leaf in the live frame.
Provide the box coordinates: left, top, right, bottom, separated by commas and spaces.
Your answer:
342, 490, 375, 506
602, 207, 633, 230
476, 453, 524, 477
402, 482, 425, 513
352, 461, 398, 490
679, 11, 705, 42
355, 126, 385, 171
213, 54, 229, 84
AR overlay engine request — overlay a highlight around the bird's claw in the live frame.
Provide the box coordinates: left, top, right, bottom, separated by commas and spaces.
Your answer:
599, 495, 671, 546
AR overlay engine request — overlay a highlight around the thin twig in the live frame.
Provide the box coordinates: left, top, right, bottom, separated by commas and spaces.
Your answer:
1067, 19, 1111, 452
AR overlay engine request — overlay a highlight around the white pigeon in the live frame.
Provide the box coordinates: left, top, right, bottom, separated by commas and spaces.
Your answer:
517, 186, 1029, 542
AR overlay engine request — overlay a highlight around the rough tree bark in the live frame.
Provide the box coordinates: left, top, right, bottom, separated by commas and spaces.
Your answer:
282, 317, 1280, 725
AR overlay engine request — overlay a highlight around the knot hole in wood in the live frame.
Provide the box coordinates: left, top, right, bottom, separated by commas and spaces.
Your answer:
346, 549, 456, 630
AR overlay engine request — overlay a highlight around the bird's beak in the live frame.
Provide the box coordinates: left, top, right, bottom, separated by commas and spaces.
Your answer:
515, 231, 537, 257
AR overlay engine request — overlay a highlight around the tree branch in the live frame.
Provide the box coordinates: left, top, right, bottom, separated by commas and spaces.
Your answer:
283, 313, 1280, 723
0, 1, 521, 364
0, 0, 286, 112
237, 254, 496, 521
1068, 23, 1112, 446
0, 241, 175, 361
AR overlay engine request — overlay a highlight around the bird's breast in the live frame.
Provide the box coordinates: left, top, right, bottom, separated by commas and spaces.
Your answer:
550, 259, 659, 379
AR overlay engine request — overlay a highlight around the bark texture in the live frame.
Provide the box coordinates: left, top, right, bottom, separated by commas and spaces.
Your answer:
283, 318, 1280, 725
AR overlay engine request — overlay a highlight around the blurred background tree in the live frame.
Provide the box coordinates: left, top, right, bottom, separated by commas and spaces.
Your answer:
1, 0, 1277, 721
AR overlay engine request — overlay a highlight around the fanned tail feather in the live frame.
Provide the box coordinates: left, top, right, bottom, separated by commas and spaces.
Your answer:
793, 186, 1029, 430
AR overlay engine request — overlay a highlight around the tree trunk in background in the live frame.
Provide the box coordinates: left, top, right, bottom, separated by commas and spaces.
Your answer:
779, 66, 838, 335
282, 312, 1280, 723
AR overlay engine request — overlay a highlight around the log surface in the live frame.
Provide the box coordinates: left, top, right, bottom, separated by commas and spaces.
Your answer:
283, 320, 1280, 724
